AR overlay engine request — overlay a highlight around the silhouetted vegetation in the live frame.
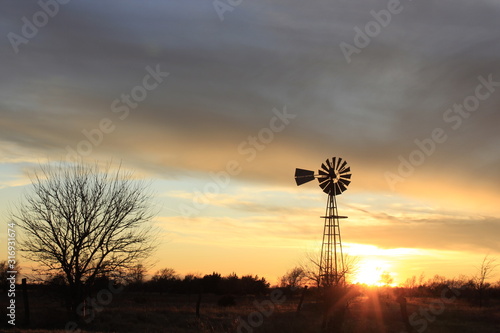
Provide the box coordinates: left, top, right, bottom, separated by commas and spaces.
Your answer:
12, 162, 157, 318
1, 264, 500, 332
132, 269, 270, 296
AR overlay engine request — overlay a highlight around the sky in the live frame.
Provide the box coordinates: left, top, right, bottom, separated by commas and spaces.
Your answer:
1, 0, 499, 286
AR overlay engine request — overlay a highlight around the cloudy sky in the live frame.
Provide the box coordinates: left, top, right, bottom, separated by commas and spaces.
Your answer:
1, 0, 499, 284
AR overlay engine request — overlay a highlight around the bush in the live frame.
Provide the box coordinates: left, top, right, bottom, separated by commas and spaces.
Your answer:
217, 295, 236, 307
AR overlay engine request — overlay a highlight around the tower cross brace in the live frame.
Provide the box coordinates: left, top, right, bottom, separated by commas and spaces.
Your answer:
319, 193, 347, 287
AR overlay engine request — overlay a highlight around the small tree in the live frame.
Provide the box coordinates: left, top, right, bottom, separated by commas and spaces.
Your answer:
299, 252, 358, 333
126, 264, 147, 285
13, 162, 157, 315
402, 275, 416, 289
150, 267, 180, 294
151, 267, 179, 282
379, 271, 394, 287
418, 272, 426, 287
301, 251, 359, 287
279, 266, 306, 289
201, 272, 222, 294
300, 252, 322, 287
473, 255, 498, 307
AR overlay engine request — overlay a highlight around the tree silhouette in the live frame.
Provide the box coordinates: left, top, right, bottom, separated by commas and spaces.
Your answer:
473, 255, 498, 307
300, 251, 359, 287
126, 264, 147, 285
379, 271, 394, 287
151, 267, 179, 282
279, 266, 306, 289
201, 272, 222, 293
13, 162, 157, 316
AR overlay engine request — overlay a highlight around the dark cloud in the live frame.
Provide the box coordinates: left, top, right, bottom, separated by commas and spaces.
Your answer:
1, 0, 499, 206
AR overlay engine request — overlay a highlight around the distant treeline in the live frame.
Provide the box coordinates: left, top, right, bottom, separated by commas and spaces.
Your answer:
134, 272, 270, 295
39, 270, 271, 296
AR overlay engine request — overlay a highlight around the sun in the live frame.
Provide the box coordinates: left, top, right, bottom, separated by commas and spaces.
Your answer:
352, 258, 392, 286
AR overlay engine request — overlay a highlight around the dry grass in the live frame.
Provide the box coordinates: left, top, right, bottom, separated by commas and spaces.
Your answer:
1, 288, 499, 332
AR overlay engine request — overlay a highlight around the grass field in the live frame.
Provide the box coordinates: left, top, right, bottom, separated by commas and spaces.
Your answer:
2, 287, 499, 332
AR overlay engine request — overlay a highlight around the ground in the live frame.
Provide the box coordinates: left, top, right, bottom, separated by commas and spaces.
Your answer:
1, 287, 499, 332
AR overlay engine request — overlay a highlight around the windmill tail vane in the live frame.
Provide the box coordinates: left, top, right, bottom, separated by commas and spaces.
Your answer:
294, 156, 352, 287
294, 168, 315, 185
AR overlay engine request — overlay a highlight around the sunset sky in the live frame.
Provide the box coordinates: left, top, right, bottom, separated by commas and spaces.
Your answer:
1, 0, 499, 285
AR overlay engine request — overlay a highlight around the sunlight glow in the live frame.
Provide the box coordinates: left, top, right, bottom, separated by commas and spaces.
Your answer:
352, 258, 392, 286
345, 243, 425, 257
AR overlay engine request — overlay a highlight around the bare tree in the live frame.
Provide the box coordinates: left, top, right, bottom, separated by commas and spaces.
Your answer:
473, 255, 498, 307
401, 275, 416, 289
300, 251, 322, 287
279, 266, 306, 289
151, 267, 179, 282
417, 272, 426, 287
13, 162, 157, 314
301, 252, 358, 333
300, 251, 359, 287
474, 255, 498, 287
126, 264, 148, 285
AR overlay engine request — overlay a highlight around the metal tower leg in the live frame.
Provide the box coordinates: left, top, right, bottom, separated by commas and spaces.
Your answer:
319, 194, 345, 287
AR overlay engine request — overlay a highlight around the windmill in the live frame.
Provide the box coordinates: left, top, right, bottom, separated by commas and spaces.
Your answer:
295, 157, 351, 287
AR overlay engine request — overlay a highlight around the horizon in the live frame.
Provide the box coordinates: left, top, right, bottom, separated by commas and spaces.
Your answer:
1, 0, 500, 288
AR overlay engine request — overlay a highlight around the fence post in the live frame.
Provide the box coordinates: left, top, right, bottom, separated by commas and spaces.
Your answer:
196, 292, 202, 317
397, 295, 412, 332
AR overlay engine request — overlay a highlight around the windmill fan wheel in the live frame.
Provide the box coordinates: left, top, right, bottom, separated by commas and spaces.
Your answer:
318, 157, 351, 195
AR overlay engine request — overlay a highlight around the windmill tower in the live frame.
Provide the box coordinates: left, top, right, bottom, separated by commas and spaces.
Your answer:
294, 157, 351, 287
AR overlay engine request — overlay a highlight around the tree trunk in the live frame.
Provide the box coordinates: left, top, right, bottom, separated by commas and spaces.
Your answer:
69, 281, 85, 320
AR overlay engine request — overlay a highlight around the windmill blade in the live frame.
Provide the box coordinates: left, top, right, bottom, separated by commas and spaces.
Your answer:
337, 181, 347, 193
318, 172, 330, 186
318, 169, 329, 177
339, 160, 347, 172
319, 178, 331, 190
323, 182, 334, 195
336, 157, 343, 170
334, 183, 343, 195
294, 168, 315, 185
318, 178, 330, 188
339, 178, 351, 187
318, 181, 328, 189
340, 173, 351, 179
328, 157, 335, 170
318, 172, 329, 181
339, 166, 350, 174
321, 163, 329, 173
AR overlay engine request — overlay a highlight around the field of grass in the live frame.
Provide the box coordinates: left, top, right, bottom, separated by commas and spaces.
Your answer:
2, 287, 499, 332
